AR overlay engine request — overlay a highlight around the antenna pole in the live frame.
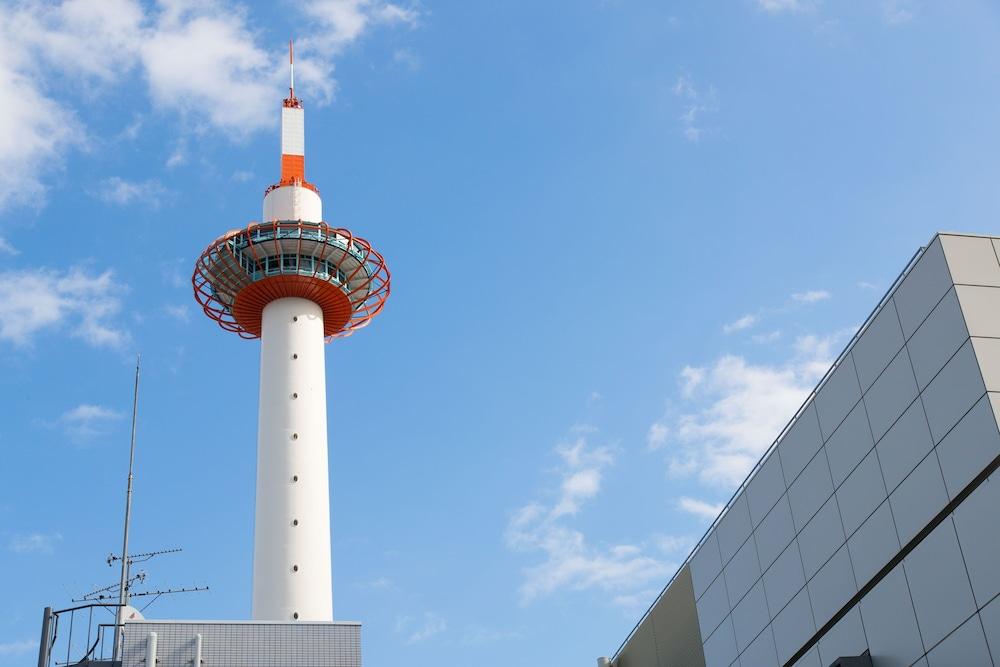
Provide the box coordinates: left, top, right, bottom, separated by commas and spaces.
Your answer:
289, 39, 295, 98
112, 354, 141, 663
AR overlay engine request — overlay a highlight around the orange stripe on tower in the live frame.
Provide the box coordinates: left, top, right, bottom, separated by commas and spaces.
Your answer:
281, 154, 305, 181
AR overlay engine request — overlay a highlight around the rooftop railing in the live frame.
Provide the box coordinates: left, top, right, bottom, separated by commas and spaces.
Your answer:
37, 603, 124, 667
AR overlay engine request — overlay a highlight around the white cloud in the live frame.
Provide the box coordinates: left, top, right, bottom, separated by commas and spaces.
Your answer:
63, 404, 121, 422
163, 304, 190, 322
656, 332, 840, 486
0, 46, 84, 210
757, 0, 807, 13
655, 534, 695, 554
549, 438, 613, 518
60, 403, 123, 441
0, 238, 18, 256
302, 0, 419, 56
506, 434, 674, 603
393, 47, 421, 71
672, 75, 718, 142
165, 145, 186, 168
8, 531, 62, 555
647, 422, 669, 450
0, 0, 420, 211
679, 366, 705, 397
752, 330, 782, 343
0, 268, 129, 347
882, 0, 914, 24
677, 496, 724, 520
0, 0, 140, 210
140, 4, 292, 136
396, 612, 447, 644
231, 170, 255, 182
723, 314, 757, 334
92, 177, 167, 207
461, 627, 522, 645
358, 576, 394, 590
611, 587, 662, 614
791, 289, 831, 303
0, 639, 36, 656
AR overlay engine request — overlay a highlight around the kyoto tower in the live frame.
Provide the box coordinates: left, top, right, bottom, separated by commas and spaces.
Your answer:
192, 43, 390, 622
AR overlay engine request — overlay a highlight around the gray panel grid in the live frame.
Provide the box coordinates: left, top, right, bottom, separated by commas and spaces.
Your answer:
121, 621, 361, 667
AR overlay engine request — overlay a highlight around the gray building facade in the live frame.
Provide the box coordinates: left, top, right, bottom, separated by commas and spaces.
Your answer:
610, 233, 1000, 667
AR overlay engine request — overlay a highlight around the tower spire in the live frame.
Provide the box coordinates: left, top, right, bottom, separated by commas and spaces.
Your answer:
288, 39, 295, 100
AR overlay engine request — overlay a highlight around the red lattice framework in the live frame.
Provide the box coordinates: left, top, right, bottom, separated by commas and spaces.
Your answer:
193, 220, 390, 341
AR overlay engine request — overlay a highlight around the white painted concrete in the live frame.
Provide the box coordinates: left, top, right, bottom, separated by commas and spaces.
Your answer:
252, 297, 333, 621
282, 107, 305, 156
263, 185, 322, 222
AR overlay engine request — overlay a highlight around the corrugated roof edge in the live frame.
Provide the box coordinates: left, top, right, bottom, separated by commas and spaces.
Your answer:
608, 232, 971, 662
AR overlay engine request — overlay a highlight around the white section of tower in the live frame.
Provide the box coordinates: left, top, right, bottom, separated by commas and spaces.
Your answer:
263, 185, 322, 222
252, 296, 333, 621
281, 107, 305, 156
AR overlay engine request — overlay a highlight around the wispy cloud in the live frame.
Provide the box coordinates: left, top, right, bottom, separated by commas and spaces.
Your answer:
0, 238, 19, 256
791, 289, 831, 303
91, 177, 167, 207
647, 422, 669, 450
396, 612, 447, 644
0, 639, 36, 656
752, 329, 782, 343
756, 0, 810, 13
357, 576, 395, 591
882, 0, 914, 25
506, 432, 675, 604
163, 304, 190, 323
60, 403, 123, 442
723, 314, 757, 334
672, 75, 718, 142
677, 496, 724, 520
302, 0, 419, 57
0, 268, 129, 347
165, 145, 186, 168
461, 627, 523, 645
8, 531, 62, 555
392, 47, 421, 70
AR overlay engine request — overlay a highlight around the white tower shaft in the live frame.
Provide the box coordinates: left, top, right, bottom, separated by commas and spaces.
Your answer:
252, 297, 333, 621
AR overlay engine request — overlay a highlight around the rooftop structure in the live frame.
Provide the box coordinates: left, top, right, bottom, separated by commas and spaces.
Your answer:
605, 232, 1000, 667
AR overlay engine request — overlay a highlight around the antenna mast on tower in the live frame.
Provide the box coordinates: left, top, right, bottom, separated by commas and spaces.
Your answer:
289, 39, 295, 99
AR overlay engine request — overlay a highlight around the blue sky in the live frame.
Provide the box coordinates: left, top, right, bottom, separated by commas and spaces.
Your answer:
2, 0, 1000, 665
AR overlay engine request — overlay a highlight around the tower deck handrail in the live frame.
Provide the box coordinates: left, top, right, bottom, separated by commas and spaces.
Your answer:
611, 240, 929, 661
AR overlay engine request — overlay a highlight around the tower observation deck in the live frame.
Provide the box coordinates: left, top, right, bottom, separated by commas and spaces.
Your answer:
192, 43, 390, 623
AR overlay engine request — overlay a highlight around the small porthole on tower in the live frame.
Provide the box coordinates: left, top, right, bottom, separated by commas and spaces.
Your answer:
293, 612, 299, 620
293, 519, 299, 526
292, 353, 298, 359
292, 475, 299, 482
292, 392, 299, 399
293, 316, 298, 322
292, 433, 299, 440
293, 565, 299, 572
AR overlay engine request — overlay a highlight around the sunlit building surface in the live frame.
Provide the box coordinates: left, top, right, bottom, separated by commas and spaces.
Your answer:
607, 233, 1000, 667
